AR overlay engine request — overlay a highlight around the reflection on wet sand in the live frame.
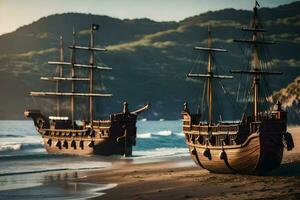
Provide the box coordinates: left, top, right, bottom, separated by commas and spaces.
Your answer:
0, 171, 117, 200
270, 153, 300, 176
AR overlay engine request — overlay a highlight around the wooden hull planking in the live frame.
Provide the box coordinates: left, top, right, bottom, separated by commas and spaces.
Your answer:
186, 133, 261, 174
42, 134, 132, 156
182, 109, 287, 175
25, 109, 138, 156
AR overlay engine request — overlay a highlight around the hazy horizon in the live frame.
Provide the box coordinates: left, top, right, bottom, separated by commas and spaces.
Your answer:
0, 0, 298, 35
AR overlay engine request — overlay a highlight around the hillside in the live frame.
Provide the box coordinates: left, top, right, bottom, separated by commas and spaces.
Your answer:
1, 2, 300, 122
270, 76, 300, 123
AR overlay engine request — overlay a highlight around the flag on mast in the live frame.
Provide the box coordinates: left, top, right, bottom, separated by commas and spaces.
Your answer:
255, 0, 260, 7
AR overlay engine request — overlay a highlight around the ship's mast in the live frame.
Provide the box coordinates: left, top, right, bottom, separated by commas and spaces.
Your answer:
56, 36, 64, 116
89, 25, 95, 124
207, 27, 213, 126
231, 1, 282, 121
252, 4, 260, 121
70, 29, 76, 125
188, 26, 232, 126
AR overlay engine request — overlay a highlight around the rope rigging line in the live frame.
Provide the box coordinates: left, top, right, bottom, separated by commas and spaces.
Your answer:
242, 82, 254, 116
236, 41, 248, 103
191, 45, 210, 117
211, 53, 223, 120
212, 52, 242, 120
199, 52, 209, 116
236, 39, 252, 106
218, 79, 242, 116
212, 53, 225, 118
188, 49, 205, 112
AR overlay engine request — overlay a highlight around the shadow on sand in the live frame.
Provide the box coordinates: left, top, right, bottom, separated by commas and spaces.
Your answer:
268, 161, 300, 176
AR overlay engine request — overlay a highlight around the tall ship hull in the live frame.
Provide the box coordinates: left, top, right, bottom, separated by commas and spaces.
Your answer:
182, 1, 294, 175
25, 105, 148, 156
183, 106, 291, 174
25, 24, 149, 156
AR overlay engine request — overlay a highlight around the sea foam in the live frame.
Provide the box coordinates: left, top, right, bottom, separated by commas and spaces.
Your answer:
0, 143, 22, 151
152, 130, 172, 136
137, 130, 174, 138
0, 142, 43, 153
137, 132, 152, 139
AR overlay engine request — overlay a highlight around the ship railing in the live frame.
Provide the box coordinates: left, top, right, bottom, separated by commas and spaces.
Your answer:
92, 120, 111, 128
43, 128, 91, 137
183, 121, 190, 126
185, 131, 239, 146
99, 129, 110, 137
258, 111, 279, 121
183, 126, 191, 132
250, 122, 261, 133
246, 111, 280, 123
49, 116, 69, 120
190, 124, 239, 132
43, 128, 88, 133
91, 121, 111, 137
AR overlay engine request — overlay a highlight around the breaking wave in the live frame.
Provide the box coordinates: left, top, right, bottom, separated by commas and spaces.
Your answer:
137, 130, 174, 139
153, 130, 172, 136
136, 130, 187, 140
137, 132, 152, 139
0, 144, 22, 151
174, 132, 184, 137
0, 143, 43, 152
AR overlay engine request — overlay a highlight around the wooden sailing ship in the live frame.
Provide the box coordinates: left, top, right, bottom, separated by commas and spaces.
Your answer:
25, 24, 149, 156
182, 1, 294, 175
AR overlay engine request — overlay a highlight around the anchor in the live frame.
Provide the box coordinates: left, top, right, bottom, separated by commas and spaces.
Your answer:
56, 140, 62, 149
203, 148, 211, 160
219, 150, 227, 160
219, 139, 227, 160
47, 138, 52, 146
88, 140, 95, 148
79, 140, 84, 149
63, 140, 68, 149
71, 140, 76, 149
191, 148, 197, 155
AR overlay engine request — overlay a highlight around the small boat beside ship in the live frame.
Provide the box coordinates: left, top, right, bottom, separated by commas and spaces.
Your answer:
25, 24, 149, 156
182, 1, 294, 175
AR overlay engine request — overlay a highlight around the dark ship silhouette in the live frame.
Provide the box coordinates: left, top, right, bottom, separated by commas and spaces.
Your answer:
25, 24, 149, 156
182, 1, 294, 174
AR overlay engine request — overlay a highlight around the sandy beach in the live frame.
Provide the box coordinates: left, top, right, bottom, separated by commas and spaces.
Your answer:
1, 125, 299, 199
74, 127, 300, 200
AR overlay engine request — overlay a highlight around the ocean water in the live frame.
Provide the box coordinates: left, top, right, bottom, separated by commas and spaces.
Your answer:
0, 120, 188, 199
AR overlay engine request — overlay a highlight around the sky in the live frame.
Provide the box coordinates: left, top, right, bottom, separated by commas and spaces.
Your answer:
0, 0, 298, 35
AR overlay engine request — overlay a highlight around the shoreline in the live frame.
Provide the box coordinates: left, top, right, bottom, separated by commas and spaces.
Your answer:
77, 127, 300, 200
1, 126, 300, 199
2, 152, 299, 200
77, 153, 300, 200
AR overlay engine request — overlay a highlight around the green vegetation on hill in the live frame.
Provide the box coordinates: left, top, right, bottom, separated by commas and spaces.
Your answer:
1, 2, 300, 122
270, 77, 300, 123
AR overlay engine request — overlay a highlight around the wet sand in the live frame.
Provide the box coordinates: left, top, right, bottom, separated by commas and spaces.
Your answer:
80, 127, 300, 200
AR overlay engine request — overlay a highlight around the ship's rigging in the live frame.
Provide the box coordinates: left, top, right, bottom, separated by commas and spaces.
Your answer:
187, 26, 233, 125
232, 1, 282, 121
188, 1, 284, 123
30, 24, 112, 126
